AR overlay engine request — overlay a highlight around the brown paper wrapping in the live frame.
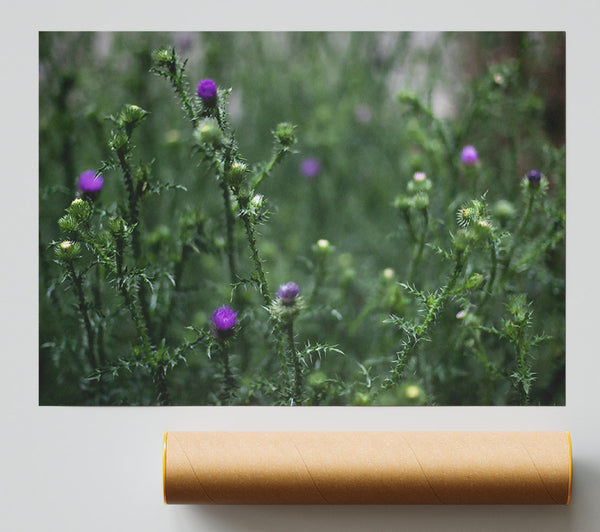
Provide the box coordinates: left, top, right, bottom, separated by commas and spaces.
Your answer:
163, 431, 572, 505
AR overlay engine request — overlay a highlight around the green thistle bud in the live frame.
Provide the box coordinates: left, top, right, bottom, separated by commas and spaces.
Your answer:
493, 199, 515, 223
456, 199, 486, 228
313, 238, 332, 257
58, 214, 79, 235
400, 382, 425, 405
407, 172, 433, 193
352, 391, 371, 406
226, 161, 248, 187
108, 216, 127, 237
472, 219, 493, 239
393, 194, 413, 211
67, 197, 91, 222
152, 48, 174, 67
274, 122, 296, 147
453, 230, 472, 253
194, 118, 224, 147
55, 240, 81, 261
464, 273, 485, 290
308, 371, 328, 391
118, 104, 148, 131
382, 267, 395, 280
412, 192, 429, 211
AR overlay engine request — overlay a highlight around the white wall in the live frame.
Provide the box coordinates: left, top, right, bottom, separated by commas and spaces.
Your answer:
3, 1, 599, 531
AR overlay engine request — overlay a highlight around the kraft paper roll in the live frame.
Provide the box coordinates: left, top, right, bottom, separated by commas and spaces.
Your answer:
163, 431, 572, 505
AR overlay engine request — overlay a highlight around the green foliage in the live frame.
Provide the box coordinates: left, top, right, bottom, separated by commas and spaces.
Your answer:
39, 32, 565, 405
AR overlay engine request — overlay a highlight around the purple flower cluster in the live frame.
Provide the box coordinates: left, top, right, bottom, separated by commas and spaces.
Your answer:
300, 158, 321, 179
277, 281, 300, 303
77, 170, 104, 193
211, 305, 238, 339
461, 145, 479, 165
197, 79, 218, 101
526, 169, 541, 184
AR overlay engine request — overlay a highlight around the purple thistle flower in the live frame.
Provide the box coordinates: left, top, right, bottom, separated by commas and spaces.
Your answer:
77, 170, 104, 194
526, 169, 541, 184
300, 157, 321, 178
461, 145, 479, 165
277, 281, 300, 303
211, 305, 238, 339
197, 79, 218, 101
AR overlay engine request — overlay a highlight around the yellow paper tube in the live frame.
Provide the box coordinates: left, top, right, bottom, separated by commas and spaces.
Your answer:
163, 431, 572, 505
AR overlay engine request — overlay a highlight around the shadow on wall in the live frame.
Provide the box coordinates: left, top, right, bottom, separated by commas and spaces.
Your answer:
178, 503, 573, 532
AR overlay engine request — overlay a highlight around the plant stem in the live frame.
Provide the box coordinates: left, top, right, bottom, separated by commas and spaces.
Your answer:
153, 366, 171, 406
240, 211, 271, 306
481, 237, 497, 306
286, 321, 302, 405
253, 149, 284, 189
67, 262, 96, 369
219, 180, 238, 286
217, 343, 235, 404
408, 209, 429, 280
501, 189, 535, 282
383, 254, 465, 391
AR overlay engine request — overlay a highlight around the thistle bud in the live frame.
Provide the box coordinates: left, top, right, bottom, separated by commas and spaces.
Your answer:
277, 281, 300, 304
77, 170, 104, 199
453, 230, 471, 253
274, 122, 296, 147
461, 145, 479, 165
352, 391, 371, 406
194, 118, 224, 147
493, 199, 515, 224
55, 240, 81, 261
118, 104, 148, 131
152, 48, 174, 67
464, 273, 485, 290
382, 268, 395, 280
300, 158, 321, 179
226, 161, 248, 187
400, 382, 425, 404
197, 79, 218, 102
108, 216, 127, 238
393, 194, 413, 211
412, 192, 429, 211
210, 305, 238, 340
68, 197, 92, 221
270, 282, 303, 323
312, 238, 332, 257
407, 172, 432, 194
526, 169, 542, 184
58, 214, 79, 235
308, 371, 328, 391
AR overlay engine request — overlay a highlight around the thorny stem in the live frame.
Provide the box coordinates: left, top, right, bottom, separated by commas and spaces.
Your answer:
219, 180, 238, 286
67, 262, 96, 369
253, 149, 284, 189
382, 253, 465, 391
286, 321, 302, 405
240, 211, 271, 306
481, 237, 498, 306
501, 189, 535, 282
408, 209, 429, 280
153, 367, 171, 406
217, 342, 236, 404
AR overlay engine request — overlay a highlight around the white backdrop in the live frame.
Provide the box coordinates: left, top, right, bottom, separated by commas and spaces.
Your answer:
3, 1, 599, 530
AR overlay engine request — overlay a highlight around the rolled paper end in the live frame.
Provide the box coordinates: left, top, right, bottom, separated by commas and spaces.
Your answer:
162, 431, 572, 505
163, 431, 168, 505
567, 431, 573, 505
